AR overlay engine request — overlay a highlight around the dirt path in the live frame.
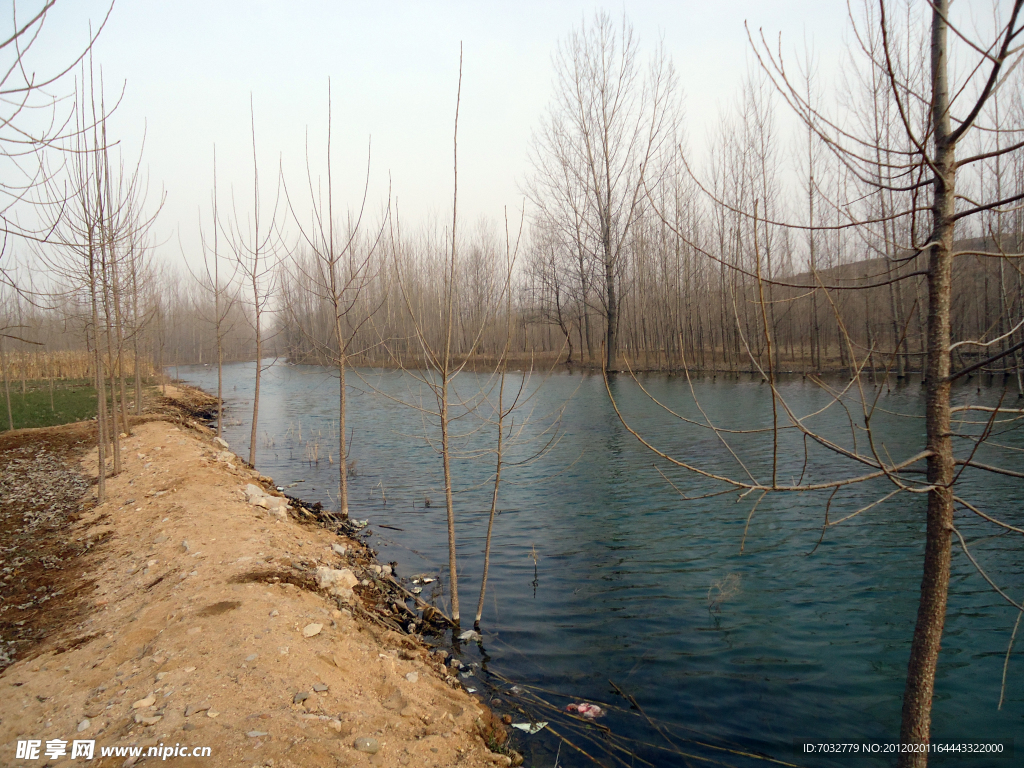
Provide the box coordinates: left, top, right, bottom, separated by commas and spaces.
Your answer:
0, 389, 512, 767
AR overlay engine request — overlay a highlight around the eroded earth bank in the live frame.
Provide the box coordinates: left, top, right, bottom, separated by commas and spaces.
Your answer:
0, 387, 511, 767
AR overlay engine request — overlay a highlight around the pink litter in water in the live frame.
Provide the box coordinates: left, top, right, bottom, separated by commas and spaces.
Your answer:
566, 702, 605, 719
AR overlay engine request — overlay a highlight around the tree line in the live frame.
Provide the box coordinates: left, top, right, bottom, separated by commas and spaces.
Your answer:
164, 8, 1024, 392
10, 7, 1024, 397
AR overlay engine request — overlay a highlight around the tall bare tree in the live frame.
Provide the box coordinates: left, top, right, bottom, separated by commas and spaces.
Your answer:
282, 81, 388, 519
193, 145, 239, 438
227, 99, 282, 468
35, 57, 157, 498
612, 3, 1024, 765
527, 10, 678, 372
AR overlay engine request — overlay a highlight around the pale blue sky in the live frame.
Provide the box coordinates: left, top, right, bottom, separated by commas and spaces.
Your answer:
31, 1, 854, 265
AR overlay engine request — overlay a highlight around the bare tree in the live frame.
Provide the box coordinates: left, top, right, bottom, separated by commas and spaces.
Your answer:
227, 98, 282, 468
192, 144, 239, 438
377, 50, 532, 625
392, 54, 468, 623
282, 81, 388, 518
36, 63, 154, 497
612, 3, 1024, 765
0, 2, 113, 294
474, 211, 529, 628
524, 222, 576, 364
527, 10, 678, 372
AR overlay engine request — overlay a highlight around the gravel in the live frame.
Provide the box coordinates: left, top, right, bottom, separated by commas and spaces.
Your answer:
0, 427, 94, 671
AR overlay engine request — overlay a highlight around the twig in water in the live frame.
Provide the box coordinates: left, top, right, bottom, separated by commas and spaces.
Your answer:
999, 595, 1024, 710
530, 543, 539, 597
707, 573, 741, 613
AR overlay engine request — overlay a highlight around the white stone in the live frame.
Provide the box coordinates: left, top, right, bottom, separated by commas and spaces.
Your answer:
314, 566, 358, 601
244, 483, 265, 503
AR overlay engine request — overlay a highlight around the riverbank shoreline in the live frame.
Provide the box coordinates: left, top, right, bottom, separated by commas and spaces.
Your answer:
0, 385, 513, 767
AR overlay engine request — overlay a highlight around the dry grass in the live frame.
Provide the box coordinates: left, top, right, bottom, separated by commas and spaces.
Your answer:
1, 349, 155, 381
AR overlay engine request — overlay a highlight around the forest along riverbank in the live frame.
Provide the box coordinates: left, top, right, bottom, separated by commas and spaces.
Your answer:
0, 386, 514, 768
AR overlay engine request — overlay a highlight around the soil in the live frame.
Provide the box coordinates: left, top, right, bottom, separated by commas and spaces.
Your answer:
0, 386, 513, 767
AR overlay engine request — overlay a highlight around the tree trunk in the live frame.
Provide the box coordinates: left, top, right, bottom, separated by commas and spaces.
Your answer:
101, 250, 121, 477
249, 323, 262, 467
898, 4, 955, 763
131, 253, 143, 417
605, 254, 618, 372
440, 375, 459, 623
1, 337, 12, 430
211, 319, 221, 435
554, 282, 573, 364
91, 248, 107, 503
476, 367, 505, 628
336, 327, 349, 518
112, 268, 131, 437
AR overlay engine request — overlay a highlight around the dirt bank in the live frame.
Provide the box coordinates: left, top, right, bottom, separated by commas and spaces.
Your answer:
0, 387, 511, 767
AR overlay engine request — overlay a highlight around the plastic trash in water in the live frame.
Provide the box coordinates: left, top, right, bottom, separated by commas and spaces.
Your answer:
566, 702, 605, 719
458, 629, 482, 642
511, 722, 548, 734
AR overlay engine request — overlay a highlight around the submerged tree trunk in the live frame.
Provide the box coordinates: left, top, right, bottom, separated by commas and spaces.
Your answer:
440, 375, 459, 623
475, 370, 504, 628
476, 245, 514, 627
336, 325, 349, 518
217, 322, 224, 437
249, 324, 262, 467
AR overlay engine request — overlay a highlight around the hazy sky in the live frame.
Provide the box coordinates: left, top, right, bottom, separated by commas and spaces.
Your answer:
30, 1, 854, 267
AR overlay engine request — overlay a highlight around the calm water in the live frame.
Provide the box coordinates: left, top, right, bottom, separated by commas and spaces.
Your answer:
174, 362, 1024, 766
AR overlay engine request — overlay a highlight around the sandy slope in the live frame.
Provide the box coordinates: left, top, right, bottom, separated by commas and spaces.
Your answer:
0, 390, 510, 767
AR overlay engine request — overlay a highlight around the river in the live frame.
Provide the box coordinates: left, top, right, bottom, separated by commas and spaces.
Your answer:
172, 362, 1023, 766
